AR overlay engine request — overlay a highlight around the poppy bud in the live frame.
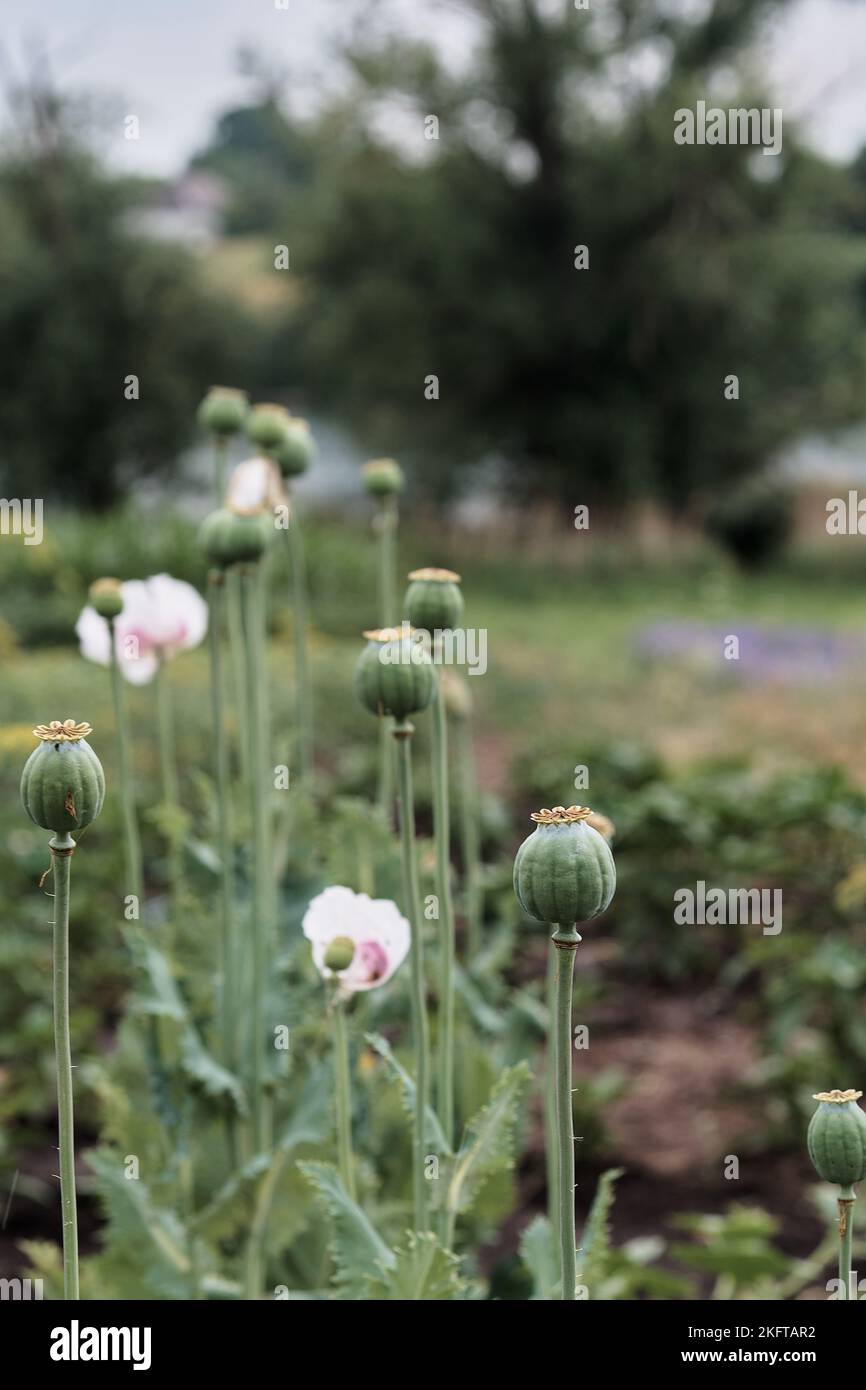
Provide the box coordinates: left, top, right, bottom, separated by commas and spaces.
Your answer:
363, 458, 404, 497
323, 936, 356, 972
247, 403, 292, 455
88, 578, 123, 620
198, 386, 249, 437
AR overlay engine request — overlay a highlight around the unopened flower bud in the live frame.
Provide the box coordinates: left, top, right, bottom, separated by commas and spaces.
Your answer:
363, 457, 404, 497
275, 418, 315, 479
247, 403, 292, 455
88, 578, 123, 620
198, 386, 249, 438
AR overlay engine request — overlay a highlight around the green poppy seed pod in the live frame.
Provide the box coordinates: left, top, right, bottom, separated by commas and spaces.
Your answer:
247, 403, 292, 455
323, 936, 356, 972
88, 577, 123, 620
355, 628, 434, 721
807, 1090, 866, 1187
363, 458, 404, 497
199, 508, 270, 568
404, 568, 464, 632
275, 418, 314, 479
21, 721, 105, 835
198, 386, 249, 437
514, 806, 616, 926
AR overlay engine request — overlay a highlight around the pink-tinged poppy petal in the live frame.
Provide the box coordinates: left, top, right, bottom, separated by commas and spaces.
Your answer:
302, 886, 411, 994
75, 606, 112, 667
142, 574, 208, 655
119, 649, 160, 685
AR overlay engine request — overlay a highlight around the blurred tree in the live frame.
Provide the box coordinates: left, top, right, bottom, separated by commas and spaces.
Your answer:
0, 78, 251, 508
188, 46, 315, 236
277, 0, 866, 511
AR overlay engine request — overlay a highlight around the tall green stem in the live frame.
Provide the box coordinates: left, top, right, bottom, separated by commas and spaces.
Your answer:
241, 565, 268, 1152
213, 436, 228, 506
376, 497, 397, 816
431, 673, 456, 1150
456, 715, 482, 955
838, 1187, 855, 1300
333, 997, 356, 1199
378, 495, 397, 627
552, 927, 580, 1301
544, 948, 558, 1231
207, 574, 236, 1067
107, 619, 143, 903
154, 657, 182, 904
285, 514, 313, 783
50, 834, 79, 1300
227, 568, 250, 793
393, 721, 429, 1232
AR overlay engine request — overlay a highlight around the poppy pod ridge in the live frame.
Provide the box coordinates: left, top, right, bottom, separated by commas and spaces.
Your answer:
513, 804, 617, 1301
20, 719, 106, 1301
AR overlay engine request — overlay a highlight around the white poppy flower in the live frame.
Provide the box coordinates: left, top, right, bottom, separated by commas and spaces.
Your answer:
75, 573, 208, 686
225, 456, 286, 516
302, 885, 411, 996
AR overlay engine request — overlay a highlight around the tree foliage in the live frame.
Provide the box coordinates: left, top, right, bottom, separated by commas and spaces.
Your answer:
279, 0, 866, 509
0, 85, 249, 508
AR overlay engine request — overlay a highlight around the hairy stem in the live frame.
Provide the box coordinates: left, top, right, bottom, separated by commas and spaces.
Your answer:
544, 948, 559, 1233
838, 1187, 855, 1300
333, 997, 356, 1199
50, 835, 79, 1300
394, 722, 429, 1232
431, 673, 456, 1150
552, 927, 580, 1301
107, 617, 143, 903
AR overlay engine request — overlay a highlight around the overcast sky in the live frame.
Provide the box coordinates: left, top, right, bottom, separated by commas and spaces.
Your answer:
2, 0, 865, 174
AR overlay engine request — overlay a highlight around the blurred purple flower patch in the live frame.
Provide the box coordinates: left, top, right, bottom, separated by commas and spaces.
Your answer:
636, 622, 862, 684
